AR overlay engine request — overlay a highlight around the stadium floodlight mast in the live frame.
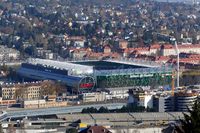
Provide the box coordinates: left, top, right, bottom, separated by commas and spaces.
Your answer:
170, 37, 180, 88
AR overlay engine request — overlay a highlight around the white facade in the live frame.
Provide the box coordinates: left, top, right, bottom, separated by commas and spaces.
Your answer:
105, 87, 129, 100
128, 91, 153, 108
110, 127, 162, 133
162, 49, 176, 56
23, 99, 46, 105
132, 44, 200, 56
81, 92, 106, 102
138, 94, 153, 108
162, 46, 200, 56
74, 40, 85, 47
0, 45, 20, 61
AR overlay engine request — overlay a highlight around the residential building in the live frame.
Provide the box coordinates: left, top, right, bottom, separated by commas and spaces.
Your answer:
70, 49, 88, 59
104, 87, 130, 100
104, 45, 111, 54
0, 45, 20, 62
128, 89, 153, 108
119, 40, 128, 49
175, 90, 198, 111
21, 99, 68, 108
79, 125, 111, 133
0, 100, 16, 106
153, 95, 174, 112
0, 82, 42, 100
79, 92, 106, 103
35, 48, 55, 59
153, 90, 198, 112
65, 36, 86, 48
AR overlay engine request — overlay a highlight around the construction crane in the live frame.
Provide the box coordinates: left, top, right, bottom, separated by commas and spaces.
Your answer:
154, 33, 180, 96
154, 33, 179, 88
171, 71, 175, 96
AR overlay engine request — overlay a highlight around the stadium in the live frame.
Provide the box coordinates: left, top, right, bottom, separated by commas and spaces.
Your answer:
17, 58, 173, 92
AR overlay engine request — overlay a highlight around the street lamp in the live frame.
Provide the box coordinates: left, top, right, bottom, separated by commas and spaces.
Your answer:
170, 37, 180, 88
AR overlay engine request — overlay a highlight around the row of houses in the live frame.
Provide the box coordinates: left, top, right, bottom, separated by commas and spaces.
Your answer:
0, 82, 43, 100
68, 43, 200, 66
0, 81, 70, 108
122, 44, 200, 56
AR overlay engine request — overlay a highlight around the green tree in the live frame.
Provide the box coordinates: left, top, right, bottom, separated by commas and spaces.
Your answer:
88, 107, 98, 113
66, 128, 78, 133
175, 101, 200, 133
81, 107, 98, 113
81, 108, 87, 113
98, 106, 109, 113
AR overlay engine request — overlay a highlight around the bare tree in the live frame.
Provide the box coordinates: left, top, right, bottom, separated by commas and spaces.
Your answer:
14, 85, 27, 101
40, 81, 66, 96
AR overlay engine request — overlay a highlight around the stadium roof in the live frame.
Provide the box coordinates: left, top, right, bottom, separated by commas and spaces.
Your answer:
27, 58, 93, 75
106, 58, 160, 68
26, 58, 172, 76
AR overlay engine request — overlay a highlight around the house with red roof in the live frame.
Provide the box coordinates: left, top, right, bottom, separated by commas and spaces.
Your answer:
118, 39, 128, 49
79, 125, 112, 133
103, 45, 112, 54
65, 36, 86, 47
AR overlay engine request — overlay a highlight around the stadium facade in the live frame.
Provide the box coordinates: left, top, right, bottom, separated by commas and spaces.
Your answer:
17, 58, 173, 92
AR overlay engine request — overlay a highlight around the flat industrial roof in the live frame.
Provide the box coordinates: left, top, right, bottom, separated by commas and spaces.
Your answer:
57, 112, 187, 124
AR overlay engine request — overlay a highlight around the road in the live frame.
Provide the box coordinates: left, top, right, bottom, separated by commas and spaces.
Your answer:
6, 103, 126, 119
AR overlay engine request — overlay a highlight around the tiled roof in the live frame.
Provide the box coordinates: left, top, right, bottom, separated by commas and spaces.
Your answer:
150, 44, 161, 49
156, 56, 170, 61
80, 125, 111, 133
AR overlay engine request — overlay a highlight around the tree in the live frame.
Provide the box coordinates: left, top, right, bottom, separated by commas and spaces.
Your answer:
66, 128, 78, 133
175, 101, 200, 133
15, 85, 27, 100
0, 123, 3, 133
40, 81, 66, 96
98, 106, 109, 113
81, 107, 98, 113
0, 64, 9, 75
81, 108, 87, 113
